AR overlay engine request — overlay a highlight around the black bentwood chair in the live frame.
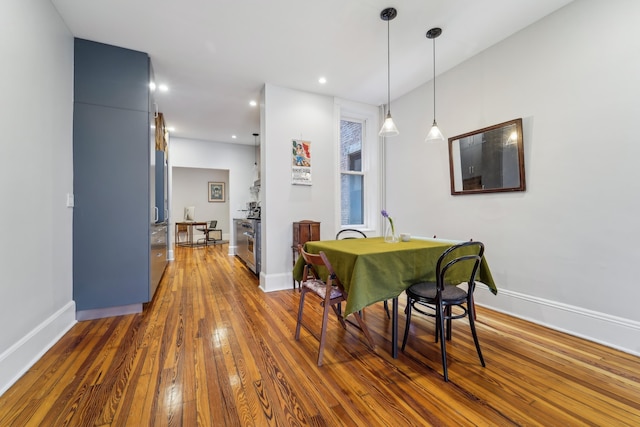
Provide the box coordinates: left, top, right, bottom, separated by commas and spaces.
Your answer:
401, 241, 486, 381
335, 229, 367, 240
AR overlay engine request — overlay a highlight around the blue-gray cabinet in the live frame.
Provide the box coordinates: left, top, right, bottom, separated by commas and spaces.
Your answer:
73, 38, 167, 319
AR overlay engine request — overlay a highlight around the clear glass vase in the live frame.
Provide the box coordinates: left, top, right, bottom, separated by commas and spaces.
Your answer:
384, 224, 398, 243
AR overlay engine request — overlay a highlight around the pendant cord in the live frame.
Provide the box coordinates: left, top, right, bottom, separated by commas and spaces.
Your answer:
387, 18, 391, 115
432, 37, 436, 122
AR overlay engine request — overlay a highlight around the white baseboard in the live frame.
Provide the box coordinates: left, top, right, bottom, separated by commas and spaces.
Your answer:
263, 275, 640, 356
0, 301, 77, 396
262, 271, 296, 292
475, 285, 640, 357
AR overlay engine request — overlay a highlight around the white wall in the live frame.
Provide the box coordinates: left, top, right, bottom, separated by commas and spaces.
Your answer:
259, 85, 382, 292
0, 0, 75, 394
169, 137, 256, 255
387, 0, 640, 355
260, 85, 337, 291
171, 167, 230, 239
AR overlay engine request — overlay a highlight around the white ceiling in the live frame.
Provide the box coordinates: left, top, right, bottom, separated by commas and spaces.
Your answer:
51, 0, 573, 145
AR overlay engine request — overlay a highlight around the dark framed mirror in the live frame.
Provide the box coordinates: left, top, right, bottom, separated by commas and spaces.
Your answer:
448, 118, 526, 195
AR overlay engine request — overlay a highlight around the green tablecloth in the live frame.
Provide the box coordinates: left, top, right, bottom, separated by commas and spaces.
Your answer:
293, 237, 497, 316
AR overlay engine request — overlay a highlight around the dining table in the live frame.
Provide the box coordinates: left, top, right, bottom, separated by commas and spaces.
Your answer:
292, 236, 497, 358
175, 221, 208, 247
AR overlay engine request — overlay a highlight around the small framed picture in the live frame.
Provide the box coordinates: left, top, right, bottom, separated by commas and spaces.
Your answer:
208, 182, 225, 202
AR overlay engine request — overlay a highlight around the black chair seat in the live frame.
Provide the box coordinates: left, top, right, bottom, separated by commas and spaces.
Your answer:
406, 281, 468, 304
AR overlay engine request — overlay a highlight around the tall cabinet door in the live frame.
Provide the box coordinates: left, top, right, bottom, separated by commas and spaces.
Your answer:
73, 103, 150, 309
73, 38, 156, 317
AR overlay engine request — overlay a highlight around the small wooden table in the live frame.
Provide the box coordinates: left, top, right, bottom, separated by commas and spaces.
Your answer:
175, 222, 207, 247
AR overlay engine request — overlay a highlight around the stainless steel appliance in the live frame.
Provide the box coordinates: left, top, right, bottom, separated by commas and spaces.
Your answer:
235, 218, 261, 274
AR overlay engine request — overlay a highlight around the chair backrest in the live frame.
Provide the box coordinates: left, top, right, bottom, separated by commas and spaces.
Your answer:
436, 241, 484, 291
298, 245, 345, 293
335, 229, 367, 240
208, 220, 218, 229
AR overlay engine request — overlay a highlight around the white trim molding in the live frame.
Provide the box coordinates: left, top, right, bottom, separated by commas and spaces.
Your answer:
0, 301, 77, 396
475, 285, 640, 357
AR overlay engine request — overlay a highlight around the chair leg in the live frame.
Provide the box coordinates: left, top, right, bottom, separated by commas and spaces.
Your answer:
434, 307, 440, 343
331, 303, 347, 329
294, 289, 308, 340
468, 300, 485, 367
383, 300, 390, 319
446, 305, 453, 341
401, 301, 413, 351
351, 311, 375, 350
317, 296, 332, 366
437, 302, 449, 381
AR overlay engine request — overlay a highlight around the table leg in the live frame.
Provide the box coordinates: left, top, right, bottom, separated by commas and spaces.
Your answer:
392, 296, 398, 358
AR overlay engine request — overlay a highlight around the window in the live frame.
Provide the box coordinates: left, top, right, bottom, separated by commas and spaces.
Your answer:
337, 101, 380, 233
340, 119, 365, 225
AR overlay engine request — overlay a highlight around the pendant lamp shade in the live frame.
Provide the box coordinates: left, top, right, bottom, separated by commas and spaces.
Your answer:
425, 27, 444, 143
426, 121, 444, 142
381, 112, 399, 136
379, 8, 399, 137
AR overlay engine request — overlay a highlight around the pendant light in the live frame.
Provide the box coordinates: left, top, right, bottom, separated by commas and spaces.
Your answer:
425, 27, 445, 143
379, 7, 399, 137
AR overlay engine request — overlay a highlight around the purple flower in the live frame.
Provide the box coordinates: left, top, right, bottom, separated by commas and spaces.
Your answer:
381, 210, 395, 234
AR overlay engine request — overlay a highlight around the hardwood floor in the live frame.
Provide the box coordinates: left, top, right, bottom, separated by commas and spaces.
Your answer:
1, 245, 639, 426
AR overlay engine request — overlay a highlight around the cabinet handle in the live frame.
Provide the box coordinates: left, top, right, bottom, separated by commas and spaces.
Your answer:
154, 207, 159, 222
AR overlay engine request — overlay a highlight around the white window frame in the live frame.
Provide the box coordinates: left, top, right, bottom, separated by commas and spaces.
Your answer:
335, 100, 380, 234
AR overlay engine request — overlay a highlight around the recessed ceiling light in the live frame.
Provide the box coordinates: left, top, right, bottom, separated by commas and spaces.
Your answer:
167, 126, 175, 132
158, 84, 169, 92
149, 82, 156, 91
318, 77, 327, 84
249, 100, 257, 107
232, 135, 237, 139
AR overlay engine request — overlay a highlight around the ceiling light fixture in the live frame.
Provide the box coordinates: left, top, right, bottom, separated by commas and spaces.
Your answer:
425, 27, 444, 143
379, 7, 399, 137
249, 100, 257, 107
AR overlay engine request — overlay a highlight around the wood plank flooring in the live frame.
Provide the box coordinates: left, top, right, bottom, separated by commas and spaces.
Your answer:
1, 245, 639, 426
